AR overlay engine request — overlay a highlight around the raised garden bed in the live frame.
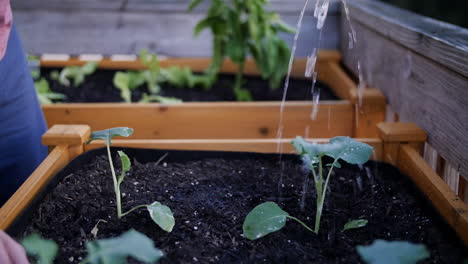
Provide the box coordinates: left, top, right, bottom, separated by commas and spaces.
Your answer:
38, 51, 386, 138
1, 123, 467, 263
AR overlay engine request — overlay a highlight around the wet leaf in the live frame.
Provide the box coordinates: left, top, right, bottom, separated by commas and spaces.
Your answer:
21, 234, 58, 264
87, 127, 134, 145
84, 229, 163, 264
357, 240, 430, 264
117, 151, 131, 184
343, 219, 368, 231
243, 202, 288, 240
147, 202, 175, 232
292, 136, 373, 165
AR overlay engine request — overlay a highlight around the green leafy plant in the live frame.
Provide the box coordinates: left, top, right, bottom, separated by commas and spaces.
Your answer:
161, 66, 211, 89
82, 229, 164, 264
34, 78, 66, 104
21, 234, 59, 264
189, 0, 295, 101
356, 240, 430, 264
243, 136, 373, 239
113, 71, 146, 103
291, 136, 373, 233
343, 219, 368, 231
52, 62, 98, 87
87, 128, 175, 232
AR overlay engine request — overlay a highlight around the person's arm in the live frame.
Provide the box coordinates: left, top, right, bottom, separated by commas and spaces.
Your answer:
0, 231, 29, 264
0, 0, 12, 60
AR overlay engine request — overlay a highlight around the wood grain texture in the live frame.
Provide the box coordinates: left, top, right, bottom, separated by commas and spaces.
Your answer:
342, 0, 468, 77
85, 138, 383, 160
43, 102, 354, 139
42, 124, 91, 146
377, 122, 427, 142
398, 145, 468, 246
342, 9, 468, 180
0, 145, 70, 230
13, 2, 340, 56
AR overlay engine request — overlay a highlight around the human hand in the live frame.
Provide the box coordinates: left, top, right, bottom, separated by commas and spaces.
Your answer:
0, 230, 29, 264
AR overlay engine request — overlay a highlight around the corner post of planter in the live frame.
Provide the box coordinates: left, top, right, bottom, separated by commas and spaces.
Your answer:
352, 88, 387, 138
42, 125, 91, 161
377, 122, 427, 166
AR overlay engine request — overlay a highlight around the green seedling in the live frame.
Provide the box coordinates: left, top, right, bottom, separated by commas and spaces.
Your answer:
292, 136, 373, 233
357, 240, 430, 264
27, 55, 41, 80
139, 93, 182, 104
161, 66, 211, 90
243, 136, 373, 239
82, 229, 164, 264
21, 234, 59, 264
113, 71, 146, 103
87, 128, 175, 232
35, 78, 66, 104
53, 62, 98, 87
343, 219, 368, 231
139, 49, 163, 94
189, 0, 294, 101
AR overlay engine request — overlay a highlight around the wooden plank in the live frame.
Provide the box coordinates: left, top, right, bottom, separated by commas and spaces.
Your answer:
14, 9, 339, 56
342, 0, 468, 78
398, 145, 468, 246
377, 123, 427, 143
85, 138, 383, 160
342, 17, 468, 179
42, 125, 91, 146
0, 145, 70, 230
42, 101, 354, 140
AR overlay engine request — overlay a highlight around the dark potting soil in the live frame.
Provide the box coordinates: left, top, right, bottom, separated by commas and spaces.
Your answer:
14, 148, 466, 263
40, 68, 338, 102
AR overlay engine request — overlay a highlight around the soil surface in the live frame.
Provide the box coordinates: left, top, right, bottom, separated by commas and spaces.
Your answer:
41, 68, 338, 102
16, 148, 466, 263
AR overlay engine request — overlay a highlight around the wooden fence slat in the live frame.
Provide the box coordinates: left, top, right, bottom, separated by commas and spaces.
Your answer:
398, 145, 468, 246
341, 8, 468, 180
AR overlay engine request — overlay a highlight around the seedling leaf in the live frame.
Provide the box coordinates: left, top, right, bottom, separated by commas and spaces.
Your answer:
147, 202, 175, 232
87, 127, 134, 145
343, 219, 368, 231
21, 234, 58, 264
243, 202, 288, 240
84, 229, 164, 264
357, 240, 430, 264
117, 151, 131, 184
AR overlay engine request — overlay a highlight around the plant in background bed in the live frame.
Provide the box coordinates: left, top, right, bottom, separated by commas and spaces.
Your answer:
243, 136, 373, 240
87, 127, 175, 232
189, 0, 295, 101
34, 78, 66, 105
51, 62, 98, 87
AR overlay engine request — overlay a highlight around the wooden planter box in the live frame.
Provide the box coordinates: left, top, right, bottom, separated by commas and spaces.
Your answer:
40, 50, 386, 138
1, 123, 467, 247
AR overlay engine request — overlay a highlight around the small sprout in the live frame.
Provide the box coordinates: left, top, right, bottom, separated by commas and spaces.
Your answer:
343, 219, 368, 231
161, 66, 211, 90
292, 136, 373, 234
113, 71, 147, 103
34, 78, 66, 104
21, 233, 59, 264
58, 62, 98, 87
82, 229, 164, 264
243, 202, 313, 240
356, 240, 430, 264
87, 128, 175, 232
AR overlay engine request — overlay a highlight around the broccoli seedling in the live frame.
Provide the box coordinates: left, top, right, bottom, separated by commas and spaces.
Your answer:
34, 78, 66, 104
113, 71, 146, 103
189, 0, 294, 101
21, 234, 58, 264
243, 136, 373, 239
56, 62, 98, 87
357, 240, 430, 264
87, 128, 175, 232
